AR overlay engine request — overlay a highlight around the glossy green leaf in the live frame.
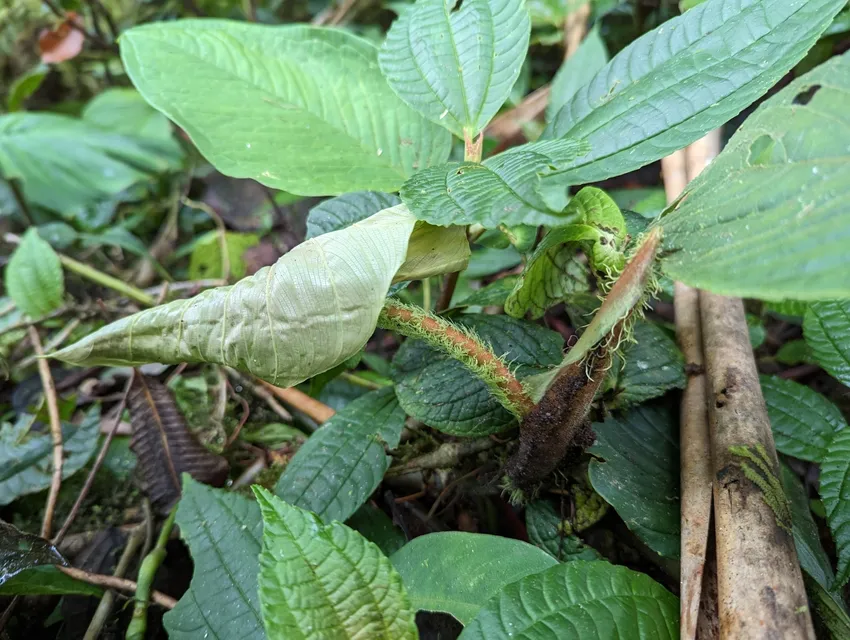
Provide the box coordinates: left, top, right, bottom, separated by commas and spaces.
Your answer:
163, 477, 265, 640
804, 300, 850, 386
761, 375, 846, 462
7, 65, 47, 112
379, 0, 530, 139
820, 426, 850, 587
275, 387, 405, 524
121, 20, 450, 196
609, 322, 686, 408
0, 565, 102, 597
390, 532, 557, 624
53, 207, 458, 387
458, 561, 678, 639
254, 486, 417, 640
5, 228, 64, 319
347, 505, 406, 557
662, 52, 850, 300
525, 501, 601, 562
306, 192, 400, 239
546, 26, 607, 121
807, 577, 850, 640
589, 403, 680, 558
392, 314, 563, 435
0, 521, 65, 586
541, 0, 846, 189
0, 407, 100, 506
0, 112, 180, 213
400, 138, 590, 227
188, 231, 260, 280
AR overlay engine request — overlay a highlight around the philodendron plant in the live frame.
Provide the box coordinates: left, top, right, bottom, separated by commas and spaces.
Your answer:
50, 0, 850, 636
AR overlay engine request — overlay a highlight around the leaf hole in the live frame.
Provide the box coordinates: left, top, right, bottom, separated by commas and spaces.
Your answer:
450, 0, 464, 12
792, 84, 821, 106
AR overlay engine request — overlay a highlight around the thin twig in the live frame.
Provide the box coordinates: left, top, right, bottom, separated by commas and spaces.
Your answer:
259, 381, 335, 424
386, 439, 496, 477
435, 271, 460, 313
141, 279, 227, 297
53, 375, 134, 545
226, 370, 293, 421
56, 566, 177, 609
225, 377, 251, 447
30, 327, 64, 539
427, 465, 484, 519
18, 318, 81, 370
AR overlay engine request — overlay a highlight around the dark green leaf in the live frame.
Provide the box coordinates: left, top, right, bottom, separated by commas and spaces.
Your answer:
775, 340, 815, 366
379, 0, 530, 138
347, 504, 406, 557
609, 322, 686, 408
453, 277, 519, 309
274, 387, 405, 523
589, 403, 680, 558
761, 375, 846, 462
390, 531, 557, 624
0, 565, 102, 597
525, 501, 601, 562
804, 300, 850, 386
163, 477, 265, 640
546, 26, 607, 121
0, 521, 65, 585
121, 21, 451, 195
820, 426, 850, 587
662, 52, 850, 300
542, 0, 846, 189
5, 228, 64, 319
254, 486, 417, 639
458, 561, 678, 639
306, 192, 400, 239
392, 315, 563, 435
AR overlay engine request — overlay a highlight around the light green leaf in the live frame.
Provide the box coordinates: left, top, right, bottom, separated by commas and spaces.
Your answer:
661, 52, 850, 300
804, 300, 850, 386
546, 26, 607, 121
400, 138, 590, 227
307, 192, 401, 239
254, 486, 417, 640
458, 561, 678, 639
761, 375, 846, 462
820, 426, 850, 587
775, 339, 815, 366
392, 314, 563, 435
765, 299, 809, 319
379, 0, 530, 139
164, 477, 265, 640
347, 504, 406, 557
395, 221, 471, 283
275, 387, 405, 524
525, 501, 601, 562
53, 207, 456, 388
541, 0, 846, 188
0, 112, 179, 213
188, 231, 261, 280
589, 403, 680, 558
609, 322, 686, 408
0, 406, 100, 506
121, 20, 451, 196
82, 88, 181, 143
390, 532, 558, 624
528, 0, 587, 27
7, 65, 47, 112
5, 228, 64, 319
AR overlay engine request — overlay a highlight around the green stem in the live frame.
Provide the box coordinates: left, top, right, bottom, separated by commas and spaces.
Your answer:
59, 254, 156, 307
126, 505, 177, 640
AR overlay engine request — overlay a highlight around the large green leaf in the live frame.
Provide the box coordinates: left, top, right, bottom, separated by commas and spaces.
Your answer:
275, 387, 405, 524
254, 487, 417, 640
53, 207, 460, 387
525, 501, 601, 562
121, 20, 451, 196
400, 138, 590, 227
390, 532, 557, 624
346, 505, 406, 557
546, 26, 607, 122
540, 0, 846, 189
608, 322, 686, 408
164, 477, 264, 640
392, 314, 563, 435
661, 52, 850, 300
761, 375, 846, 463
820, 426, 850, 587
804, 300, 850, 386
82, 88, 182, 145
0, 565, 102, 597
5, 228, 64, 319
378, 0, 530, 139
588, 403, 680, 558
306, 192, 400, 239
458, 561, 678, 639
0, 407, 100, 506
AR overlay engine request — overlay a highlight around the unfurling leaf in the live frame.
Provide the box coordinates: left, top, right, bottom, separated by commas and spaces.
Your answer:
0, 521, 65, 585
128, 376, 229, 514
53, 206, 465, 388
254, 487, 417, 640
5, 228, 64, 319
662, 52, 850, 300
379, 0, 530, 139
540, 0, 846, 189
121, 21, 451, 195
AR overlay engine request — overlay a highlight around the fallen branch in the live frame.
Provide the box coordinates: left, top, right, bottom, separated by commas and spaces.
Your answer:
56, 566, 177, 609
386, 439, 496, 476
30, 327, 64, 539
